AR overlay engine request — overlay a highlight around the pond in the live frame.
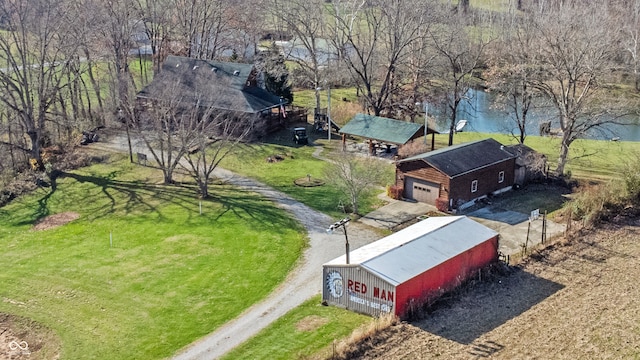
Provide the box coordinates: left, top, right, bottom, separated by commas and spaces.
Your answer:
428, 89, 640, 142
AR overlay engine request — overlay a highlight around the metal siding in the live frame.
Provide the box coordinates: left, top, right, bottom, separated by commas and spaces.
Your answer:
323, 265, 396, 317
394, 235, 499, 318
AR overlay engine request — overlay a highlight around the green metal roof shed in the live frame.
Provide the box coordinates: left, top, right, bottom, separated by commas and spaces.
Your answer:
339, 113, 438, 152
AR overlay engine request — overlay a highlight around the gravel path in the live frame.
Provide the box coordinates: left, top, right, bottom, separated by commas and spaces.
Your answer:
88, 131, 382, 359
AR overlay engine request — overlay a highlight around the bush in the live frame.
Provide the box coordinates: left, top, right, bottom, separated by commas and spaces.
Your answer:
397, 140, 430, 159
622, 152, 640, 200
387, 185, 403, 200
568, 181, 624, 226
435, 197, 449, 212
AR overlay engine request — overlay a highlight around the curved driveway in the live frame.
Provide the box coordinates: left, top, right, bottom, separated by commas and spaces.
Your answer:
90, 133, 381, 359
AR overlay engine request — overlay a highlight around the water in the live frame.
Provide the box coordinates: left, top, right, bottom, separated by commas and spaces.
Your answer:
430, 89, 640, 142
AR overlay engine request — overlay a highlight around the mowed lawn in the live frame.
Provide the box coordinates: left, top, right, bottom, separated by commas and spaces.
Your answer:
0, 156, 305, 359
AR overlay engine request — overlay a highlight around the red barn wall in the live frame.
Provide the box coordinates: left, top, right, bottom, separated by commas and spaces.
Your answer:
393, 235, 499, 318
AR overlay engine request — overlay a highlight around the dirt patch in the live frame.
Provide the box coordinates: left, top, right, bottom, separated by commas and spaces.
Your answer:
0, 313, 60, 360
32, 212, 80, 231
342, 219, 640, 359
295, 315, 329, 332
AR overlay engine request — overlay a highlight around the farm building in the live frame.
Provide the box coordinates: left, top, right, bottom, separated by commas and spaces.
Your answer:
395, 138, 516, 211
322, 216, 499, 318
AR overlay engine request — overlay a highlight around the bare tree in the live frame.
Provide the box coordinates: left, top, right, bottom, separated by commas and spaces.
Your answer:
134, 85, 191, 185
267, 0, 327, 110
133, 0, 173, 75
528, 4, 623, 175
620, 0, 640, 91
328, 0, 432, 116
428, 7, 489, 146
485, 12, 539, 144
324, 152, 390, 215
172, 0, 234, 59
180, 109, 257, 198
0, 0, 78, 168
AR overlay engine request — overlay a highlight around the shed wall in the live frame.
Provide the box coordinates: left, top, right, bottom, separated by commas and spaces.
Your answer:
394, 235, 499, 318
449, 159, 515, 208
322, 266, 396, 317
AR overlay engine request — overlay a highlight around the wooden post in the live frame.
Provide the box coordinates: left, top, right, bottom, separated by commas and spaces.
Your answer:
524, 221, 531, 255
542, 211, 547, 244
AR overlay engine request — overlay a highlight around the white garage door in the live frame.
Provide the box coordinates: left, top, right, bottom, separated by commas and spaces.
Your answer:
405, 177, 440, 204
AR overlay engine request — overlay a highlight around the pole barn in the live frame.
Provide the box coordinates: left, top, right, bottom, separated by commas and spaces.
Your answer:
322, 216, 499, 318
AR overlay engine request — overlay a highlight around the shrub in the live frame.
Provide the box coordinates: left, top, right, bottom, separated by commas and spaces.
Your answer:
568, 181, 624, 227
397, 140, 430, 159
387, 185, 403, 200
435, 197, 449, 212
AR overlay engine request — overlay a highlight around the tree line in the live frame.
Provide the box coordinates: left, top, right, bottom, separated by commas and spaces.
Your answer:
0, 0, 638, 190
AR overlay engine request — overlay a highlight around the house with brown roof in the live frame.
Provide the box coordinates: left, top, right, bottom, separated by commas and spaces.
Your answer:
395, 138, 516, 211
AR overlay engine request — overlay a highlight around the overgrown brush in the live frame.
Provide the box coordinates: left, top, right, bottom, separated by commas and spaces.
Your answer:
329, 313, 398, 360
565, 153, 640, 227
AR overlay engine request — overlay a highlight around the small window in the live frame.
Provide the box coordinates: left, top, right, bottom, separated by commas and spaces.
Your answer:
498, 171, 505, 183
471, 180, 478, 193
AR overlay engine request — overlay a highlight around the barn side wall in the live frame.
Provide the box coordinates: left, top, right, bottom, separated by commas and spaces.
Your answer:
394, 235, 499, 318
322, 266, 396, 317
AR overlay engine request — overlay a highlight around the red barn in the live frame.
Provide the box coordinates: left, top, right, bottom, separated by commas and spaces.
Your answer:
322, 216, 499, 318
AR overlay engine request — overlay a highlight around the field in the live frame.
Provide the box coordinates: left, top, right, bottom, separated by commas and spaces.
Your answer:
343, 217, 640, 359
0, 154, 305, 359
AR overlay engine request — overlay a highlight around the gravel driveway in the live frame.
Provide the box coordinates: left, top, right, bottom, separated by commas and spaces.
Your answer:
88, 131, 382, 359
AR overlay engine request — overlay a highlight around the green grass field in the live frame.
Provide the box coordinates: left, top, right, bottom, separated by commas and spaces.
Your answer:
220, 136, 393, 218
0, 155, 305, 359
221, 295, 370, 360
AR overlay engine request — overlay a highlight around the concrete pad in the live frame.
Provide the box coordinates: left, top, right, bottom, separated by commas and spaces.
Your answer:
359, 200, 434, 230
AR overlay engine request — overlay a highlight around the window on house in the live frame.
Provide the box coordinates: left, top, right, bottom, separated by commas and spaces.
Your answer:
471, 180, 478, 193
498, 171, 505, 183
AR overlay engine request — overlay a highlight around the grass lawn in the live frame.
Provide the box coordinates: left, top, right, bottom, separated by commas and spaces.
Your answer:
221, 295, 371, 360
0, 155, 305, 359
220, 132, 393, 218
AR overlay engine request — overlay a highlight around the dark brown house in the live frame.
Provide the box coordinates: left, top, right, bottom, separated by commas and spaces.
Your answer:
395, 138, 516, 211
136, 55, 289, 134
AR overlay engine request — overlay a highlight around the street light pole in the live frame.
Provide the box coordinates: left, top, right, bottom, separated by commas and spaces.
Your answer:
327, 218, 351, 264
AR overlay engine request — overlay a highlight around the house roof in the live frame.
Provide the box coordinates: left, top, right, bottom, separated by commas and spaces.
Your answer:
339, 113, 437, 145
324, 216, 498, 286
399, 138, 515, 177
137, 55, 283, 113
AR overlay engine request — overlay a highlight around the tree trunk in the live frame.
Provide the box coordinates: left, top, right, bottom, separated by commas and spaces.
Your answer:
27, 130, 42, 170
555, 134, 571, 176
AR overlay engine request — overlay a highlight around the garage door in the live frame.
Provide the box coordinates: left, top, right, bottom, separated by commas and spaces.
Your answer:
405, 177, 440, 204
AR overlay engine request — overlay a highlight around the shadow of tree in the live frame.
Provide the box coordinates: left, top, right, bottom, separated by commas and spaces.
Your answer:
24, 170, 300, 231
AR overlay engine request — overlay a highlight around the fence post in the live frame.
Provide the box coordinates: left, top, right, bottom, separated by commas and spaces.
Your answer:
542, 211, 547, 244
524, 221, 531, 256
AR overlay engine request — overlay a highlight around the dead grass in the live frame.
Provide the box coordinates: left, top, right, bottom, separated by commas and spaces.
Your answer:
295, 316, 329, 332
0, 313, 61, 360
338, 216, 640, 359
331, 313, 398, 359
31, 212, 80, 231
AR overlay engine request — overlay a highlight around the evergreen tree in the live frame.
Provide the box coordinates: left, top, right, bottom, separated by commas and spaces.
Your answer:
255, 43, 293, 103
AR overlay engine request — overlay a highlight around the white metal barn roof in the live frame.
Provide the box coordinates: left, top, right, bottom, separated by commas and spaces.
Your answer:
324, 216, 498, 286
